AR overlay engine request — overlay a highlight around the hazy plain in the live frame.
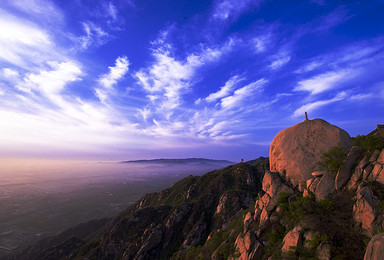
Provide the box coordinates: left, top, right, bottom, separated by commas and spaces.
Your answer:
0, 159, 232, 256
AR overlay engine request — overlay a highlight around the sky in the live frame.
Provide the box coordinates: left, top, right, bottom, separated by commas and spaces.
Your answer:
0, 0, 383, 161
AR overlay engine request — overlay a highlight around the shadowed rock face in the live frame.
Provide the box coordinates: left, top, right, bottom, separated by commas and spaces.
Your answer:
269, 118, 352, 185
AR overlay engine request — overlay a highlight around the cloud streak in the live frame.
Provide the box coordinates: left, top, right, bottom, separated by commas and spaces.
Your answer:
294, 69, 358, 95
96, 56, 130, 104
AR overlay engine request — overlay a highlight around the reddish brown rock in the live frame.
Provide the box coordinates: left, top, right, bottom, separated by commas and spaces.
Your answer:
316, 241, 331, 260
371, 163, 383, 180
234, 231, 264, 260
369, 149, 381, 162
262, 170, 282, 197
353, 186, 379, 237
364, 233, 384, 260
315, 171, 335, 201
269, 118, 352, 185
308, 177, 321, 194
363, 164, 374, 180
347, 155, 369, 190
281, 226, 303, 254
376, 149, 384, 164
335, 146, 365, 190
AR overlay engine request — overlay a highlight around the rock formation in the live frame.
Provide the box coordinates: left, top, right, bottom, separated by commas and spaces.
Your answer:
269, 116, 352, 185
5, 122, 384, 260
364, 233, 384, 260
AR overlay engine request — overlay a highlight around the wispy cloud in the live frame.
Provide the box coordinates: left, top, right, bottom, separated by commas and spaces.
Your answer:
16, 61, 83, 103
205, 75, 244, 103
136, 36, 235, 115
96, 56, 130, 104
79, 22, 110, 50
350, 93, 373, 101
269, 55, 291, 70
212, 0, 263, 21
2, 0, 62, 21
0, 10, 53, 68
292, 92, 346, 118
251, 34, 271, 53
294, 69, 358, 95
220, 79, 267, 109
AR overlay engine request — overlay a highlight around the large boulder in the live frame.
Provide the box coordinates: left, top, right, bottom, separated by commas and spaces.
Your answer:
335, 146, 365, 190
364, 233, 384, 260
270, 118, 352, 185
353, 186, 380, 237
234, 231, 264, 260
315, 171, 336, 201
281, 226, 303, 254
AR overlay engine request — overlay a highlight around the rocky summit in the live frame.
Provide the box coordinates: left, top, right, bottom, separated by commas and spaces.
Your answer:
3, 121, 384, 260
269, 116, 352, 185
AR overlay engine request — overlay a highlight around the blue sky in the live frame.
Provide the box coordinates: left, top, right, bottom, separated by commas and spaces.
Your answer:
0, 0, 383, 161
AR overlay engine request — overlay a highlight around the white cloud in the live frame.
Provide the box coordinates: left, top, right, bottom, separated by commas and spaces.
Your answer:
269, 55, 291, 70
136, 38, 235, 113
295, 61, 323, 73
0, 11, 53, 67
98, 57, 130, 89
2, 0, 62, 20
205, 75, 244, 103
294, 69, 358, 95
252, 35, 270, 53
220, 79, 267, 109
108, 2, 118, 20
293, 92, 346, 117
213, 0, 263, 21
350, 93, 373, 100
17, 61, 82, 97
96, 56, 130, 104
79, 22, 109, 50
1, 68, 20, 81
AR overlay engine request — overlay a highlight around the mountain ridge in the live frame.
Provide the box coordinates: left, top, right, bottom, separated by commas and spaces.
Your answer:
121, 158, 235, 164
4, 122, 384, 260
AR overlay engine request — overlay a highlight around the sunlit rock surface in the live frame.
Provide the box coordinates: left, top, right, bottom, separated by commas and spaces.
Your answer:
269, 118, 352, 185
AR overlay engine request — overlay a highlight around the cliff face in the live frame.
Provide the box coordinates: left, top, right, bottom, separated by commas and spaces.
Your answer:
5, 123, 384, 260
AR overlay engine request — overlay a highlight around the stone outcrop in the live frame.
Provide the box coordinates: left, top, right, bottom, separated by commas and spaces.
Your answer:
316, 241, 331, 260
347, 154, 370, 190
269, 118, 352, 185
364, 233, 384, 260
314, 171, 335, 201
335, 146, 365, 190
254, 170, 293, 226
353, 186, 380, 237
234, 231, 264, 260
281, 226, 303, 254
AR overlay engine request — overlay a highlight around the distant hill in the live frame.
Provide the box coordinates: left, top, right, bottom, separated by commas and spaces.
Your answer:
121, 158, 235, 165
245, 156, 268, 165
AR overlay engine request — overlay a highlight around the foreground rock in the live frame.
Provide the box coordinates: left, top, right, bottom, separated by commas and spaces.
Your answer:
364, 233, 384, 260
269, 117, 352, 185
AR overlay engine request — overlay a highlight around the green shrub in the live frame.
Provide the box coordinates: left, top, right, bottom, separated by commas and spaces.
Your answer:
215, 241, 231, 259
205, 230, 229, 253
185, 246, 202, 259
265, 226, 286, 259
306, 233, 328, 249
353, 135, 384, 151
318, 146, 348, 175
268, 226, 286, 244
318, 199, 334, 212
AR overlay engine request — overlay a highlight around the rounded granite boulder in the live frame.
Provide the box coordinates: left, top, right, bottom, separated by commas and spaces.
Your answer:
269, 118, 352, 185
